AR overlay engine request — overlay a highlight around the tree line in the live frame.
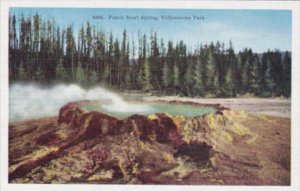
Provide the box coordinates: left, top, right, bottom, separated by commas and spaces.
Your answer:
9, 13, 291, 97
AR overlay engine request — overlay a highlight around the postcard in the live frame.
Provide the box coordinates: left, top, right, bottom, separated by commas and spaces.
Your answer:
1, 1, 300, 191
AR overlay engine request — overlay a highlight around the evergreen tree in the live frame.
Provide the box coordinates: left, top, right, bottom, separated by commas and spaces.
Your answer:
193, 59, 205, 97
264, 59, 275, 97
222, 66, 233, 97
9, 13, 18, 79
120, 29, 129, 89
107, 32, 113, 86
149, 32, 161, 90
85, 21, 92, 74
162, 61, 169, 93
18, 62, 27, 81
75, 64, 86, 85
283, 51, 291, 97
65, 26, 76, 80
129, 40, 138, 89
241, 60, 248, 94
142, 60, 152, 92
235, 54, 243, 95
226, 40, 236, 96
8, 12, 291, 98
183, 62, 194, 96
113, 38, 121, 87
271, 50, 285, 96
34, 66, 44, 81
89, 70, 98, 86
33, 13, 40, 68
55, 59, 67, 81
249, 54, 260, 95
173, 63, 179, 95
206, 48, 217, 95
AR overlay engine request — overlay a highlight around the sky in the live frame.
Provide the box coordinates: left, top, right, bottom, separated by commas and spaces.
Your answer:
10, 8, 291, 53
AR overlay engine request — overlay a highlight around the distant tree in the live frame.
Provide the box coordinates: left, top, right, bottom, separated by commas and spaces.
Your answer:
33, 13, 40, 69
222, 65, 233, 97
8, 12, 291, 98
113, 38, 121, 87
120, 29, 129, 89
89, 70, 98, 86
55, 59, 67, 81
34, 66, 44, 81
129, 40, 138, 89
235, 54, 243, 95
9, 13, 18, 79
283, 51, 291, 97
107, 32, 114, 86
264, 58, 276, 97
162, 61, 169, 92
142, 60, 152, 92
271, 50, 285, 96
183, 61, 194, 96
75, 64, 86, 85
85, 21, 92, 74
149, 32, 161, 90
125, 42, 131, 88
17, 63, 27, 81
165, 41, 175, 91
193, 58, 205, 97
173, 63, 179, 95
226, 41, 236, 96
249, 54, 260, 95
65, 26, 76, 80
206, 48, 217, 95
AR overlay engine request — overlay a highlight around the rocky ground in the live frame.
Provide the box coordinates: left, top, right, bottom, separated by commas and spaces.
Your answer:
9, 99, 290, 185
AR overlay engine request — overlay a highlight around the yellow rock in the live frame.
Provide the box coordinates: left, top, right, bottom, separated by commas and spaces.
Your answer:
224, 132, 233, 142
87, 170, 113, 181
148, 114, 158, 120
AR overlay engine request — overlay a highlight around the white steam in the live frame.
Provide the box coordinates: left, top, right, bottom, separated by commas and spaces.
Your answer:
9, 83, 152, 122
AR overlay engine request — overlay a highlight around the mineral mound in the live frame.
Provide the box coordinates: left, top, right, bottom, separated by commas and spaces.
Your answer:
9, 101, 290, 185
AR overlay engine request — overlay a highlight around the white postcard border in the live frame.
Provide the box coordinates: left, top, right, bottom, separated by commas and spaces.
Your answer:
1, 1, 299, 191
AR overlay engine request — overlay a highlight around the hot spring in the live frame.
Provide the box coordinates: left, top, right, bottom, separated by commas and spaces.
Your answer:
81, 101, 217, 119
9, 83, 216, 122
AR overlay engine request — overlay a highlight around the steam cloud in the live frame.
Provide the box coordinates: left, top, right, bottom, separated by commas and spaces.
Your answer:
9, 83, 153, 122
